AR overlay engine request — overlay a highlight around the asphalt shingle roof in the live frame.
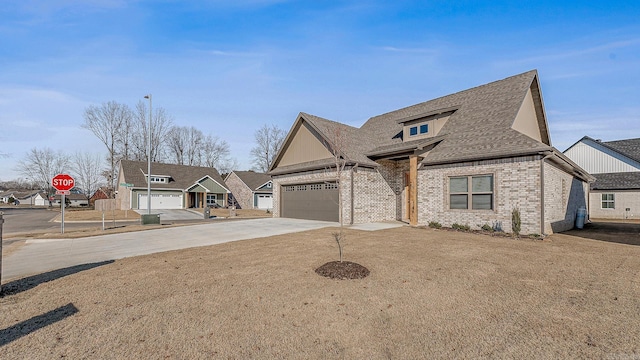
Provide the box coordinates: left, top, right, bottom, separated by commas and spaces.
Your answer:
360, 70, 552, 165
603, 138, 640, 164
120, 160, 227, 190
273, 70, 557, 173
231, 171, 272, 191
591, 172, 640, 190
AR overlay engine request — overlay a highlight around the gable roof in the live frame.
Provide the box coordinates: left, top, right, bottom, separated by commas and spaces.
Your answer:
229, 171, 272, 191
360, 70, 552, 165
591, 172, 640, 190
563, 136, 640, 171
119, 160, 227, 191
271, 70, 563, 175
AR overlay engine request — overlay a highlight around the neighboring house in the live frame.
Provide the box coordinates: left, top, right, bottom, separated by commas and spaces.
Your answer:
117, 160, 230, 210
0, 190, 44, 205
0, 190, 17, 203
15, 191, 46, 206
564, 136, 640, 219
90, 188, 111, 206
269, 70, 593, 234
33, 192, 50, 206
225, 171, 273, 210
52, 193, 89, 207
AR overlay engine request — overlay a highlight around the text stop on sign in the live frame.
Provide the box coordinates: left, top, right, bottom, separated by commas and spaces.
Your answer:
52, 174, 75, 191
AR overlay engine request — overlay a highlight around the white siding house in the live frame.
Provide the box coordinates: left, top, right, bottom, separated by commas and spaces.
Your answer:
564, 136, 640, 220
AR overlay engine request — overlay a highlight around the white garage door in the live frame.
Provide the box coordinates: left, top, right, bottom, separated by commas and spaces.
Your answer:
256, 194, 273, 209
138, 194, 183, 210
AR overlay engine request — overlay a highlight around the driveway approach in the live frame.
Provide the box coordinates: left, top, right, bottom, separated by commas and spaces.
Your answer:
3, 218, 338, 281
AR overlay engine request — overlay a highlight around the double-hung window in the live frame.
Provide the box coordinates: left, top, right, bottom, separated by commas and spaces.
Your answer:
449, 175, 494, 210
601, 194, 615, 209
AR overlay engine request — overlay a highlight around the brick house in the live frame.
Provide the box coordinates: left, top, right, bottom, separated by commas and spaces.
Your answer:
269, 70, 592, 234
225, 171, 273, 210
564, 136, 640, 220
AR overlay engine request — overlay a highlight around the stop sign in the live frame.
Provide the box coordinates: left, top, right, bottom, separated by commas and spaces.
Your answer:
52, 174, 75, 191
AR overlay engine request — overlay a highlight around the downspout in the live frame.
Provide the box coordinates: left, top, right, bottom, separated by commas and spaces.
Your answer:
350, 163, 359, 225
540, 152, 553, 235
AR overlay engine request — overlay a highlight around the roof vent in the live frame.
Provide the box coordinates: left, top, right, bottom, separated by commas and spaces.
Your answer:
596, 139, 602, 142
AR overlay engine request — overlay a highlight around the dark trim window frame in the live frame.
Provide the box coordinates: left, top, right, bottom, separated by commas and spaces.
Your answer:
449, 174, 494, 210
601, 193, 615, 209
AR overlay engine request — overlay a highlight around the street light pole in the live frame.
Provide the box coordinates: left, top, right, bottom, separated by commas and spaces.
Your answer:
144, 94, 152, 215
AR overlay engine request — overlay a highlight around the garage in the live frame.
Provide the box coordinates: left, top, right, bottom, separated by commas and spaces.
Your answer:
138, 193, 183, 210
256, 194, 273, 210
281, 182, 339, 222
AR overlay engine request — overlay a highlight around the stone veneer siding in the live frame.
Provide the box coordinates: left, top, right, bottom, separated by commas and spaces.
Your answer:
225, 173, 254, 209
418, 156, 543, 235
542, 161, 588, 233
588, 190, 640, 220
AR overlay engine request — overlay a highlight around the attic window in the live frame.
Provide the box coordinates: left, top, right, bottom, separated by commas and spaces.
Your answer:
149, 177, 168, 184
409, 124, 429, 137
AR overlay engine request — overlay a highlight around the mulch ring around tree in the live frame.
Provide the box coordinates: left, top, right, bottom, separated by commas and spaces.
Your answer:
315, 261, 370, 280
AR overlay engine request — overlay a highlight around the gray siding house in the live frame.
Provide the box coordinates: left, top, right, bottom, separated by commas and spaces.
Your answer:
117, 160, 230, 210
564, 136, 640, 219
269, 70, 592, 234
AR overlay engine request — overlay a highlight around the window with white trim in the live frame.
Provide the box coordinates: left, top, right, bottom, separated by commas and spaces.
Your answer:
449, 175, 494, 210
601, 193, 615, 209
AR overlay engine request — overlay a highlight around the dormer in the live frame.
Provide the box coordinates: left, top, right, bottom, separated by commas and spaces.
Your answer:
146, 174, 172, 184
397, 107, 456, 141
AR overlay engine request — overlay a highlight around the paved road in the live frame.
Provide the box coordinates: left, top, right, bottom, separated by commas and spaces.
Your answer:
3, 218, 339, 281
0, 207, 135, 237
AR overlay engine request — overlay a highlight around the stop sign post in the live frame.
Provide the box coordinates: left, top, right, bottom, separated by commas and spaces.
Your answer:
52, 174, 75, 234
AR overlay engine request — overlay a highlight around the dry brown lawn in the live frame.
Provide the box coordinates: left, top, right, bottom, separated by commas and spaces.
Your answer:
1, 226, 639, 358
61, 209, 141, 221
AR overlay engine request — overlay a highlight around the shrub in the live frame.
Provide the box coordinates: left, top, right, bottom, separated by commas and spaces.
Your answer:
511, 208, 521, 237
452, 223, 470, 231
481, 224, 493, 232
428, 221, 442, 229
265, 208, 271, 214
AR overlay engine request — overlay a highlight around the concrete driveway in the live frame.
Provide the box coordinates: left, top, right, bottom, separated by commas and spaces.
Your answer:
134, 209, 204, 221
3, 218, 338, 281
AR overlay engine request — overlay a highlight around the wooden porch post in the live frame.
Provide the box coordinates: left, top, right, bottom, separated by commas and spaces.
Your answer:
409, 155, 419, 226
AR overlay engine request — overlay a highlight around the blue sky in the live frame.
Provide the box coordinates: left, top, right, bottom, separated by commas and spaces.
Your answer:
1, 0, 639, 181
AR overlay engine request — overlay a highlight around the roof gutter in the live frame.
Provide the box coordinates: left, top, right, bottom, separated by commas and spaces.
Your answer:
269, 160, 376, 176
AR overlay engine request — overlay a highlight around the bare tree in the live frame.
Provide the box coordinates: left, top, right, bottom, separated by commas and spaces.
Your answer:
327, 126, 348, 262
250, 124, 286, 172
166, 126, 205, 166
130, 100, 173, 163
201, 135, 237, 173
70, 152, 105, 201
82, 101, 131, 190
18, 148, 70, 195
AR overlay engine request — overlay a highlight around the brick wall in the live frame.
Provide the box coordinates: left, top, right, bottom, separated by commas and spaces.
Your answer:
419, 156, 543, 235
225, 172, 253, 209
543, 161, 588, 233
589, 190, 640, 220
351, 166, 397, 223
